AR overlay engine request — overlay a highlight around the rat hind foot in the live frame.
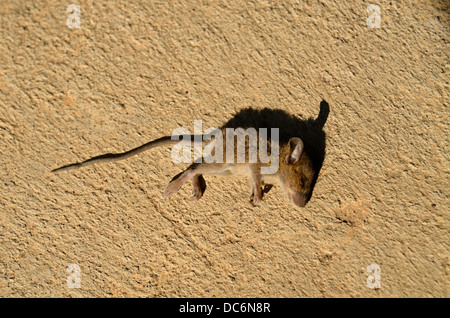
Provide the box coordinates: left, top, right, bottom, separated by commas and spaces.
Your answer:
190, 174, 206, 201
164, 179, 183, 197
164, 170, 195, 197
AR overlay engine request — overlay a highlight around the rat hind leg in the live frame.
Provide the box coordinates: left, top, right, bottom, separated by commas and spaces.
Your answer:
164, 162, 227, 199
164, 167, 197, 197
190, 174, 206, 201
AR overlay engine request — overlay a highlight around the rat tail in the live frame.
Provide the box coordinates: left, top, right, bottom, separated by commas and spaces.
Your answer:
51, 135, 206, 173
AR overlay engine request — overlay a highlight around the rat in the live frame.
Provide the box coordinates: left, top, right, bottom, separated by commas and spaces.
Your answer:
52, 100, 329, 207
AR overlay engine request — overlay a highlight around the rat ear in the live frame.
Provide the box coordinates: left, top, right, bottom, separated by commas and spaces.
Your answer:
285, 137, 304, 164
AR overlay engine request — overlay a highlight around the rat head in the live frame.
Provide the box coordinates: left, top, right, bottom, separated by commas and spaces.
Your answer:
279, 137, 315, 207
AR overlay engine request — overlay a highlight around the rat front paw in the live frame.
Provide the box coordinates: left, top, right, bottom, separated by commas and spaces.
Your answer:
250, 191, 262, 206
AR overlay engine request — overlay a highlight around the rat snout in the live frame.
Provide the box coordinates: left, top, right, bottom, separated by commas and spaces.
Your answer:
289, 193, 308, 207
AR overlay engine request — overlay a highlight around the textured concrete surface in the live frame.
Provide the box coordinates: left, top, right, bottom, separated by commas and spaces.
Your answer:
0, 0, 448, 297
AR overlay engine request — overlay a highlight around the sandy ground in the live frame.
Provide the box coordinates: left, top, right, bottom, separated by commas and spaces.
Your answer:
0, 0, 448, 297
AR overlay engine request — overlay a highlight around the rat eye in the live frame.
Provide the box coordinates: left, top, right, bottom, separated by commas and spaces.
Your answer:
300, 176, 306, 187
